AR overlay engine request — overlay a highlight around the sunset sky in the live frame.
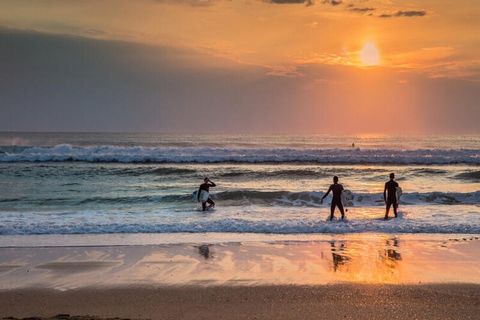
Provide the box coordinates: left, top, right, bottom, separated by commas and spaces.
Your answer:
1, 0, 479, 133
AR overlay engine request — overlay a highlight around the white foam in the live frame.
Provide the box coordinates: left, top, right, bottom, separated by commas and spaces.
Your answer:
0, 205, 478, 235
1, 144, 479, 164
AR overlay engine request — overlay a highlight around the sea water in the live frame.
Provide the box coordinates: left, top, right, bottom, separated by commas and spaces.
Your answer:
0, 133, 479, 243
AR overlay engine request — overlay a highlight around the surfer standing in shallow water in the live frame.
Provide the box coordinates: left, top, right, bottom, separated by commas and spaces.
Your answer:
198, 177, 216, 211
321, 176, 345, 221
384, 173, 399, 220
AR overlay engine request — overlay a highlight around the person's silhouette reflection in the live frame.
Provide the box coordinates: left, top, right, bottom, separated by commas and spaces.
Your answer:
384, 238, 402, 261
198, 244, 212, 259
330, 241, 350, 272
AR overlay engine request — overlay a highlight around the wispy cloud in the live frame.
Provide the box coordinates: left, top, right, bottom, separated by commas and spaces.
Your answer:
321, 0, 342, 6
387, 47, 479, 79
379, 10, 426, 18
267, 0, 314, 6
292, 46, 480, 80
348, 6, 375, 14
153, 0, 217, 6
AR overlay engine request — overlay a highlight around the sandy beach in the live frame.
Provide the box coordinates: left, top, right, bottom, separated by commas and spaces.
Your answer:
3, 0, 480, 317
2, 284, 480, 320
1, 235, 479, 319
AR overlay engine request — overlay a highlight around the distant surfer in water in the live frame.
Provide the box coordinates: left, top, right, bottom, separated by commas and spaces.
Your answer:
198, 177, 216, 211
384, 173, 399, 220
321, 176, 345, 221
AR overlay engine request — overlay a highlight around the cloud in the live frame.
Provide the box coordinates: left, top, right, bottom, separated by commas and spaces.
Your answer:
1, 28, 479, 134
348, 6, 375, 13
321, 0, 342, 5
379, 10, 426, 18
153, 0, 216, 6
268, 0, 345, 7
268, 0, 314, 6
0, 27, 315, 133
387, 46, 480, 80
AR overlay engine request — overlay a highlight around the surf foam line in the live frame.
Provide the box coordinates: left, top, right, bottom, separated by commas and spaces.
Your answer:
1, 144, 479, 164
1, 218, 478, 235
3, 191, 480, 207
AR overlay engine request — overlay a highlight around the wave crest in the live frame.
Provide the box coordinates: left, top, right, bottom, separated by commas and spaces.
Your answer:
4, 191, 479, 207
1, 144, 479, 164
454, 171, 480, 182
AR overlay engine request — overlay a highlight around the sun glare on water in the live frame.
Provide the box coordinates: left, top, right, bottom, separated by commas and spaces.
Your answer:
359, 42, 380, 66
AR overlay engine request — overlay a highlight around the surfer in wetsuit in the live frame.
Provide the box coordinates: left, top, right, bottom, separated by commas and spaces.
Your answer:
384, 173, 399, 219
321, 176, 345, 221
198, 177, 216, 211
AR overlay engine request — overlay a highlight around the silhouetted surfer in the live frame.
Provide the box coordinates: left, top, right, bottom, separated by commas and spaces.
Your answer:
198, 177, 216, 211
321, 176, 345, 221
384, 173, 399, 219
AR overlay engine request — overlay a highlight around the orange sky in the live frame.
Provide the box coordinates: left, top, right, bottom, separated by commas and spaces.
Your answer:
1, 0, 479, 133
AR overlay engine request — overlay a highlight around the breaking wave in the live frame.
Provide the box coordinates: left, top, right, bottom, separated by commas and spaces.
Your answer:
0, 144, 479, 164
3, 191, 479, 207
454, 171, 480, 182
1, 216, 479, 235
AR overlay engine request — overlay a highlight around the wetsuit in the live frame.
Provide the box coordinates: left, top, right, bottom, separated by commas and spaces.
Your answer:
198, 181, 216, 211
326, 183, 345, 220
384, 180, 399, 218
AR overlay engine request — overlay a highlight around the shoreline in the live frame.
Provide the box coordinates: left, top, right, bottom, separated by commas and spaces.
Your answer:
2, 284, 480, 320
1, 235, 479, 290
1, 232, 478, 248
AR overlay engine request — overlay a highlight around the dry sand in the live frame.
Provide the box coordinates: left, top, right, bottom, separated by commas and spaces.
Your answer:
1, 284, 479, 320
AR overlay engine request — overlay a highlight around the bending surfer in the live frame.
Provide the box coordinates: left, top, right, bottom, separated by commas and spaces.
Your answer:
321, 176, 345, 221
384, 173, 399, 220
198, 177, 216, 211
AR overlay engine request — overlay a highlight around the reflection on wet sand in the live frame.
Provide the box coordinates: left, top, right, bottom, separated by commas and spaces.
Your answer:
330, 241, 350, 272
384, 238, 402, 262
197, 245, 212, 259
377, 238, 402, 282
0, 235, 478, 289
325, 237, 405, 283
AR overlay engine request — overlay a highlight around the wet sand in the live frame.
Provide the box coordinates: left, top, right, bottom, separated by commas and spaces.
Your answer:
1, 235, 479, 319
1, 284, 480, 320
1, 235, 480, 289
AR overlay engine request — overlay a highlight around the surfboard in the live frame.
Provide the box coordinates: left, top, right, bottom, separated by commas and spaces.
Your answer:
341, 189, 354, 207
192, 190, 209, 202
396, 187, 402, 203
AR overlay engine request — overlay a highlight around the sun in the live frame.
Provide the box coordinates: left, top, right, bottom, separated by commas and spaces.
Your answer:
359, 41, 380, 66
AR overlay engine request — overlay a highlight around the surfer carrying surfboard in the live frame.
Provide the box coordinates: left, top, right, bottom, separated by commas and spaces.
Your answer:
320, 176, 345, 221
197, 177, 216, 211
384, 173, 400, 220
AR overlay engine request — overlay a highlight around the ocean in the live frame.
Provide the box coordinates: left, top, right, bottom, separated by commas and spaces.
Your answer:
0, 133, 479, 243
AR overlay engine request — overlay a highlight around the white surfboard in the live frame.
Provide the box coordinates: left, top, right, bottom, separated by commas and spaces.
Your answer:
192, 190, 209, 202
341, 189, 354, 207
396, 187, 402, 203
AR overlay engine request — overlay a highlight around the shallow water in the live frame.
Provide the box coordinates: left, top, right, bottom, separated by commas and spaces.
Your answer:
0, 133, 478, 238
